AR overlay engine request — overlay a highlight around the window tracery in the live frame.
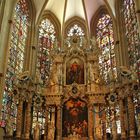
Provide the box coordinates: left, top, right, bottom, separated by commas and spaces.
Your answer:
2, 0, 30, 129
66, 24, 85, 47
96, 13, 117, 83
37, 18, 56, 86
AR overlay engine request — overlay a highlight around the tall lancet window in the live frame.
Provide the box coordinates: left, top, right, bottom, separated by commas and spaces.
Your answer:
35, 18, 57, 133
122, 0, 140, 80
96, 13, 116, 83
66, 24, 85, 47
2, 0, 30, 129
37, 18, 56, 86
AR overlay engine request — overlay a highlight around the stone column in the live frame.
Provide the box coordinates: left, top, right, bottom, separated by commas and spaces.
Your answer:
112, 106, 118, 140
44, 106, 49, 140
24, 102, 32, 140
94, 105, 102, 140
88, 104, 94, 140
16, 100, 23, 139
127, 95, 136, 140
119, 98, 126, 139
102, 109, 107, 140
56, 105, 62, 140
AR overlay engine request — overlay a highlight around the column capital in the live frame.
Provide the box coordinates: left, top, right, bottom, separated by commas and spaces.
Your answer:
56, 104, 62, 110
88, 103, 93, 112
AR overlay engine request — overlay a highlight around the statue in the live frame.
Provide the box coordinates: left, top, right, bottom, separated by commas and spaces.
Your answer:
49, 63, 58, 86
90, 36, 96, 47
35, 69, 42, 84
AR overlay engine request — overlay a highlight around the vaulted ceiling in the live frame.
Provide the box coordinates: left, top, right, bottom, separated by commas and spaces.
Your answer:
33, 0, 116, 33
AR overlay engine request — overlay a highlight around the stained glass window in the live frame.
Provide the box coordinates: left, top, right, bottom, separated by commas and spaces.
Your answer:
37, 19, 56, 86
66, 24, 85, 47
96, 13, 116, 83
1, 0, 29, 129
35, 18, 57, 131
122, 0, 140, 80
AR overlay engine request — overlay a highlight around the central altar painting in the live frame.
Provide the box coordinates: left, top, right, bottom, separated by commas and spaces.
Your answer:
66, 58, 84, 85
62, 98, 88, 137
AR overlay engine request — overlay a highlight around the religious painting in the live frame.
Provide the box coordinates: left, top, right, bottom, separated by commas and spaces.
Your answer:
66, 58, 84, 85
62, 98, 88, 137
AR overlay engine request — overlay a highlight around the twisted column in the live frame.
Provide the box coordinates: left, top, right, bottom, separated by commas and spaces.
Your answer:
56, 105, 62, 140
16, 100, 23, 139
127, 95, 135, 140
24, 102, 32, 139
88, 104, 94, 140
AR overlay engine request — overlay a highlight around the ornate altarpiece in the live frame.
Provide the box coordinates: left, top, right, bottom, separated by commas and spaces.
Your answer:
44, 36, 107, 140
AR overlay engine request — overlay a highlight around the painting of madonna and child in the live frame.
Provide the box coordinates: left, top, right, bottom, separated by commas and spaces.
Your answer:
66, 58, 84, 85
62, 98, 88, 137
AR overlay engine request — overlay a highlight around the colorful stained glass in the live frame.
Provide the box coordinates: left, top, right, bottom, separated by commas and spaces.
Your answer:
66, 24, 85, 47
37, 19, 56, 86
35, 18, 57, 132
122, 0, 140, 80
2, 0, 29, 130
96, 13, 117, 83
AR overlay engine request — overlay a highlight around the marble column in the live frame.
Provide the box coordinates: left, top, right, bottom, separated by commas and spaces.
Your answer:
24, 102, 31, 140
16, 100, 23, 139
44, 106, 49, 140
112, 106, 118, 140
119, 98, 126, 139
127, 95, 136, 140
56, 105, 62, 140
88, 104, 94, 140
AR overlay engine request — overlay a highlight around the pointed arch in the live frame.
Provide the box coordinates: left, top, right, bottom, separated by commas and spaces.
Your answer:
34, 11, 61, 133
64, 16, 87, 37
1, 0, 33, 129
90, 6, 117, 83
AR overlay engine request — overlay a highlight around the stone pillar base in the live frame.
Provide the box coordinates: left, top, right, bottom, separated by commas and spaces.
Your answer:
56, 136, 62, 140
121, 132, 126, 140
89, 136, 94, 140
3, 136, 13, 140
44, 135, 47, 140
112, 135, 118, 140
129, 130, 135, 140
15, 137, 21, 140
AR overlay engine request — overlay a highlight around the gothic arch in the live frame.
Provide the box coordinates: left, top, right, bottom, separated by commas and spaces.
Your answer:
64, 16, 87, 38
39, 10, 61, 38
90, 5, 116, 38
